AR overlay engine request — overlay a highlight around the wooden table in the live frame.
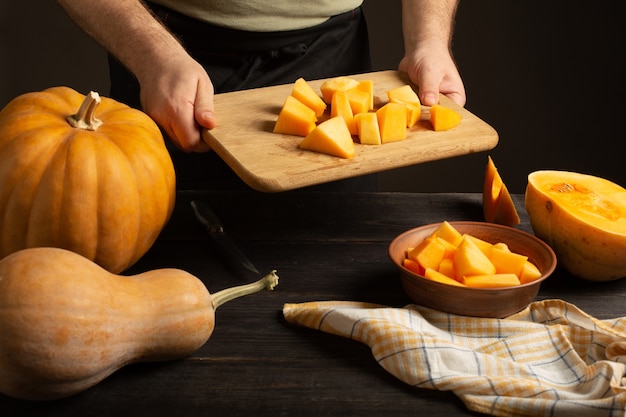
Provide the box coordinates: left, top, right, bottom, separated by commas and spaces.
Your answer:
2, 192, 624, 416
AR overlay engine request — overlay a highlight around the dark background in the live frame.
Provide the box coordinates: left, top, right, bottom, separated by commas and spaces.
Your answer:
1, 1, 624, 193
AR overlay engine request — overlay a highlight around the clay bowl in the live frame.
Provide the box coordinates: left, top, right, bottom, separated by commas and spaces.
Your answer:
388, 221, 557, 318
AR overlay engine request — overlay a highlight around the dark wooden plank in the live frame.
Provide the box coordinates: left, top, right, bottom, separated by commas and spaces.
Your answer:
1, 192, 624, 416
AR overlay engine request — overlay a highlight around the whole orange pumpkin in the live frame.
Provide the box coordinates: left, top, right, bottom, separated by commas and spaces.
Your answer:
0, 87, 176, 273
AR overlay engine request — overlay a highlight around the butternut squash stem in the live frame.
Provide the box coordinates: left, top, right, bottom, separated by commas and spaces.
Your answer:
66, 91, 103, 131
211, 270, 279, 309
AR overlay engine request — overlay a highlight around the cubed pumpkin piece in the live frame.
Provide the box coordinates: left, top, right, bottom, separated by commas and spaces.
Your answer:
376, 102, 407, 143
403, 258, 424, 276
490, 246, 528, 276
405, 102, 422, 128
492, 242, 510, 252
386, 85, 420, 105
461, 234, 494, 257
424, 268, 465, 287
386, 85, 421, 127
437, 257, 456, 279
273, 95, 317, 136
331, 90, 356, 135
356, 80, 374, 111
430, 221, 463, 247
291, 78, 327, 117
408, 236, 447, 271
354, 112, 381, 145
436, 237, 457, 260
519, 260, 542, 284
320, 76, 360, 104
461, 273, 521, 288
454, 236, 496, 280
429, 104, 462, 131
345, 88, 371, 115
299, 116, 355, 159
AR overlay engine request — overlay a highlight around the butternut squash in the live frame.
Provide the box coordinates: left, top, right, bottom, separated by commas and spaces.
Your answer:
0, 247, 279, 401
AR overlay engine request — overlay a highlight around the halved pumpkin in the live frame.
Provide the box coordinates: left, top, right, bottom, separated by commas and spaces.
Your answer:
525, 170, 626, 281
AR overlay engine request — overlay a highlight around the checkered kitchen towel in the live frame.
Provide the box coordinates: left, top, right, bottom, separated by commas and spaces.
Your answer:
283, 299, 626, 417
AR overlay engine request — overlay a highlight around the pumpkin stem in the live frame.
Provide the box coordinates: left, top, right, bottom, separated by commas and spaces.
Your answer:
211, 270, 279, 309
66, 91, 103, 131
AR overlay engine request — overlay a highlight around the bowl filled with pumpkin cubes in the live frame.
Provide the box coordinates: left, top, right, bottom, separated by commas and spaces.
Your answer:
388, 221, 557, 318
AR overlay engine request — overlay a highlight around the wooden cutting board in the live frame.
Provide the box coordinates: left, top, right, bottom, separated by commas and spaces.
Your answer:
202, 70, 498, 192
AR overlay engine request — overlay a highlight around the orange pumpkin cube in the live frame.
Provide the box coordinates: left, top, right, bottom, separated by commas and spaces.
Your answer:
403, 258, 425, 276
356, 80, 374, 111
454, 236, 496, 280
345, 88, 371, 115
405, 102, 422, 128
376, 102, 407, 143
273, 95, 317, 136
320, 76, 360, 104
429, 221, 463, 247
386, 84, 420, 105
424, 267, 465, 287
291, 78, 327, 117
354, 112, 381, 145
461, 273, 521, 288
330, 91, 356, 135
519, 260, 542, 284
461, 234, 493, 257
490, 246, 528, 276
408, 236, 447, 271
437, 257, 456, 279
299, 116, 355, 159
429, 104, 462, 131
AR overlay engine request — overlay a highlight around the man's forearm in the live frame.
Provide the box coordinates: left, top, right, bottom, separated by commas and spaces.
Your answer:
57, 0, 186, 82
401, 0, 459, 50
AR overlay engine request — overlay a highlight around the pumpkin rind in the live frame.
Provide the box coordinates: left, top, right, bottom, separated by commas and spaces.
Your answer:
0, 87, 176, 273
525, 170, 626, 281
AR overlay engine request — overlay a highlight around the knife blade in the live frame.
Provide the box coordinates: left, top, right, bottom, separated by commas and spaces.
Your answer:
190, 200, 260, 275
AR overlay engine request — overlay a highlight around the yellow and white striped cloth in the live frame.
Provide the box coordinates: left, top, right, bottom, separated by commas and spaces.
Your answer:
283, 299, 626, 417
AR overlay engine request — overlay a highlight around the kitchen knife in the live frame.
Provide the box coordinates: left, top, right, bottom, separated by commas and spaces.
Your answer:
190, 200, 260, 275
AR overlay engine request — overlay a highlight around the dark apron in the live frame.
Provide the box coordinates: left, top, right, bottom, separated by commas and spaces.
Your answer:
109, 4, 375, 191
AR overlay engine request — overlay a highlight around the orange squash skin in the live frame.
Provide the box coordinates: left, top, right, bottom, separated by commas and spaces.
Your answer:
0, 247, 214, 401
525, 170, 626, 281
0, 87, 176, 273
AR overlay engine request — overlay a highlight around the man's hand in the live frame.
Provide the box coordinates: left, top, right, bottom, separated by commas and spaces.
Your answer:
398, 42, 466, 107
138, 55, 216, 153
57, 0, 217, 152
400, 0, 466, 107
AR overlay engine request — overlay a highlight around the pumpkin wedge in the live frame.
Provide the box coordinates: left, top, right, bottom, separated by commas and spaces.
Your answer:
429, 104, 462, 131
299, 116, 355, 159
291, 77, 326, 117
525, 170, 626, 281
273, 95, 317, 136
483, 156, 521, 226
376, 102, 407, 143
